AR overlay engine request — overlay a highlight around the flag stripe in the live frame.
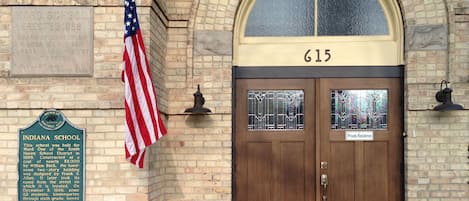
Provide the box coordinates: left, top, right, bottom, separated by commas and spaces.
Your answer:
127, 43, 152, 146
136, 33, 160, 141
124, 43, 151, 167
124, 101, 139, 155
137, 150, 145, 168
132, 34, 158, 144
123, 0, 167, 168
124, 74, 146, 164
124, 43, 152, 146
127, 37, 152, 145
136, 32, 166, 139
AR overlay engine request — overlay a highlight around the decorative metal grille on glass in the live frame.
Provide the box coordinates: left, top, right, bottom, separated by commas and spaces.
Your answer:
331, 90, 388, 129
248, 90, 304, 130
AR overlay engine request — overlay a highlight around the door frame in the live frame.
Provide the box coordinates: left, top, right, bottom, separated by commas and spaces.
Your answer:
232, 66, 405, 201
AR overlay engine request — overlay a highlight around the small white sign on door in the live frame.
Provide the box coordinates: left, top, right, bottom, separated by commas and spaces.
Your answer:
345, 131, 374, 141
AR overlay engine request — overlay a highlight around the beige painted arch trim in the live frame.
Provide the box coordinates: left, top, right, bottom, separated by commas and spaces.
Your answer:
233, 0, 404, 66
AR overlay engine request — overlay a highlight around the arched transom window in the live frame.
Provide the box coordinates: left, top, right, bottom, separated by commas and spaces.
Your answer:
246, 0, 388, 36
234, 0, 403, 66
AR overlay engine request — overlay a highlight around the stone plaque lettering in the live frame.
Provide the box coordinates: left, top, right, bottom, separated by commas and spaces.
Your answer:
12, 7, 93, 76
19, 109, 85, 201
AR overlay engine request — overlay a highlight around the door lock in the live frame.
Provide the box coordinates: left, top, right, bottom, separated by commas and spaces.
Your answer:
320, 161, 328, 169
320, 174, 328, 201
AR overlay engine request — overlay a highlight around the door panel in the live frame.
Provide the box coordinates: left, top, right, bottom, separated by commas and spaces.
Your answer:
319, 78, 402, 201
236, 79, 315, 201
247, 142, 273, 201
329, 142, 355, 201
280, 142, 305, 201
364, 142, 388, 201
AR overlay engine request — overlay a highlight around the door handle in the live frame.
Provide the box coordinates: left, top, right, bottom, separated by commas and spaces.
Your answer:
320, 174, 328, 201
321, 174, 328, 190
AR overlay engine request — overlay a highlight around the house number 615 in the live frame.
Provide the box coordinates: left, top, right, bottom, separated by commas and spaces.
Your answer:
304, 49, 331, 63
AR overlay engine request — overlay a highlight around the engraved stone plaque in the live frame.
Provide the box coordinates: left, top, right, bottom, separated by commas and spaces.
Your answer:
405, 25, 447, 51
19, 109, 85, 201
12, 7, 93, 76
195, 31, 232, 56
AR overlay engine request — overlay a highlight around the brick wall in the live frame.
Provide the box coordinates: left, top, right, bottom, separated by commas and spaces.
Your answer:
1, 0, 468, 201
402, 0, 469, 200
0, 1, 166, 201
0, 7, 9, 77
406, 111, 469, 200
148, 1, 168, 201
145, 0, 234, 200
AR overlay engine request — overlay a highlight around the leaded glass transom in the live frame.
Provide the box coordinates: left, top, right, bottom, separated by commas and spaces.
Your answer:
331, 90, 388, 129
248, 90, 304, 130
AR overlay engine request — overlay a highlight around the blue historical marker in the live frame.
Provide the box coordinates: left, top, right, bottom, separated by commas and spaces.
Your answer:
18, 109, 85, 201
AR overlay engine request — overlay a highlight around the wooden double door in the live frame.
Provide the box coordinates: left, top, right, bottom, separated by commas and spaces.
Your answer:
235, 78, 402, 201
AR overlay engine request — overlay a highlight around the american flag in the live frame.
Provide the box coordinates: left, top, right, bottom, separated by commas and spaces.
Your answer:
122, 0, 167, 168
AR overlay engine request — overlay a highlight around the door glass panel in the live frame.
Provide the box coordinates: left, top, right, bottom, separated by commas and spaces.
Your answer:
331, 90, 388, 129
245, 0, 314, 36
248, 90, 304, 130
317, 0, 388, 35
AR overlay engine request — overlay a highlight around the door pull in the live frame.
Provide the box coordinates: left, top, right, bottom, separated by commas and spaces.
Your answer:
320, 174, 328, 201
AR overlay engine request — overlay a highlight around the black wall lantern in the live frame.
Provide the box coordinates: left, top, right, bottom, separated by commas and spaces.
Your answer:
184, 84, 212, 114
434, 80, 464, 111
